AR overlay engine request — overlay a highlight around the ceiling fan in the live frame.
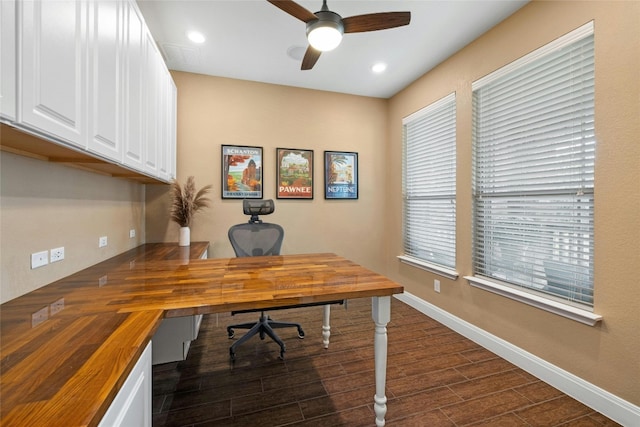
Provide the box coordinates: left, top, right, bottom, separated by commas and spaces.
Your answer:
267, 0, 411, 70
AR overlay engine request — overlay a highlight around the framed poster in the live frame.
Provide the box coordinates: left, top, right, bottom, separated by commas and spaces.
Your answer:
221, 145, 263, 199
324, 151, 358, 199
276, 148, 314, 199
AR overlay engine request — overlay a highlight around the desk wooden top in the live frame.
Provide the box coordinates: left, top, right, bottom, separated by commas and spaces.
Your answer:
0, 244, 403, 426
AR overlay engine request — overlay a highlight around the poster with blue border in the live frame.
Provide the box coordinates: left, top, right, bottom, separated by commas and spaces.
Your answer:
324, 151, 358, 199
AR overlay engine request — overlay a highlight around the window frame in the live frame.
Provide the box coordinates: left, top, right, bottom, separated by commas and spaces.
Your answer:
466, 22, 602, 325
399, 93, 458, 279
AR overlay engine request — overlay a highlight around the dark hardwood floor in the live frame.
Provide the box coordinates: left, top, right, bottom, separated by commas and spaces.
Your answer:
152, 298, 621, 426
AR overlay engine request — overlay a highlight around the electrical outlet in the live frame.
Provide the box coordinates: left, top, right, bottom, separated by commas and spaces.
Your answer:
31, 251, 48, 269
50, 247, 65, 262
129, 229, 136, 238
99, 236, 108, 248
434, 279, 441, 293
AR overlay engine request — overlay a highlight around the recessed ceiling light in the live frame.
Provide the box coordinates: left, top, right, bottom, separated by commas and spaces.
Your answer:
187, 31, 205, 44
371, 62, 387, 73
287, 46, 307, 61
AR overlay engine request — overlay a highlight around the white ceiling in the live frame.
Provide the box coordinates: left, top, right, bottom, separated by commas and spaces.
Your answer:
136, 0, 528, 99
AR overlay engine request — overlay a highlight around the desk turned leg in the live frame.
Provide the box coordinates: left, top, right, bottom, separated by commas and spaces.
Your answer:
372, 296, 391, 427
322, 304, 331, 348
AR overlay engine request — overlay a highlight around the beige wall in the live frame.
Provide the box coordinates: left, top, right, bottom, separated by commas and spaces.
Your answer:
1, 0, 637, 410
387, 1, 640, 405
0, 151, 145, 303
145, 72, 389, 270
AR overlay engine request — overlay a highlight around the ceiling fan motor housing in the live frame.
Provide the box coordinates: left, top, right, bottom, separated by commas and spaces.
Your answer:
306, 11, 345, 50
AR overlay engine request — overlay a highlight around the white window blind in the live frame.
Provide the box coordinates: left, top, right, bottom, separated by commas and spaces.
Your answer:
402, 93, 456, 269
471, 22, 595, 307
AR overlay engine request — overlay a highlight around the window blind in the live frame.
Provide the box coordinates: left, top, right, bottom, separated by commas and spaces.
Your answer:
403, 93, 456, 269
472, 22, 595, 307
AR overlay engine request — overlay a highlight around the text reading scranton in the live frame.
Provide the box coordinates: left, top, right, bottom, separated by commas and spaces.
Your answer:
225, 148, 260, 155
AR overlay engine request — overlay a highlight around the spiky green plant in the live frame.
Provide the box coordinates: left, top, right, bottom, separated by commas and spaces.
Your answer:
170, 176, 212, 227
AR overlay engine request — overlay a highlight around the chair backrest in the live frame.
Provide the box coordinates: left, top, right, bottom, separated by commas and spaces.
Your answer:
228, 222, 284, 257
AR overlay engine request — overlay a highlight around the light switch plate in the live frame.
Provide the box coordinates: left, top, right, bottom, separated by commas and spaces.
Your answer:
31, 251, 48, 269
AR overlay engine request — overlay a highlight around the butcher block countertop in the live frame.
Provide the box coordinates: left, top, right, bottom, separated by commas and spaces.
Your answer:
0, 244, 404, 426
0, 243, 209, 426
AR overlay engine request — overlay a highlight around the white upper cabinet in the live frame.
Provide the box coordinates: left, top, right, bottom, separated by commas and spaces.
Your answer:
20, 0, 87, 148
167, 79, 177, 181
5, 0, 176, 183
86, 0, 124, 162
0, 0, 16, 121
157, 67, 177, 182
143, 30, 160, 177
122, 0, 145, 171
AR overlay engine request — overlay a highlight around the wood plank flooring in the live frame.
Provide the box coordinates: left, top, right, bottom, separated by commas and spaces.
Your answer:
152, 298, 621, 426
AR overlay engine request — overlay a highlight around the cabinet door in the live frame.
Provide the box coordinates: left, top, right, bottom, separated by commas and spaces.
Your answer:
87, 0, 123, 162
0, 0, 16, 121
122, 0, 145, 171
99, 342, 152, 427
157, 67, 176, 182
143, 30, 159, 176
20, 0, 87, 147
168, 79, 177, 180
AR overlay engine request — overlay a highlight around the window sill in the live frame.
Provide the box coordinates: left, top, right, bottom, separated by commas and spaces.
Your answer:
464, 275, 602, 326
397, 255, 459, 280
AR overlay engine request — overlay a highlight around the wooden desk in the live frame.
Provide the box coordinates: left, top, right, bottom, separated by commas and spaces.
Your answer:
1, 247, 403, 426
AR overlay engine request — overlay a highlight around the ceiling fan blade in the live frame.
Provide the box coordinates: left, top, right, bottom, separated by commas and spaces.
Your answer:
343, 12, 411, 33
267, 0, 317, 23
301, 46, 322, 70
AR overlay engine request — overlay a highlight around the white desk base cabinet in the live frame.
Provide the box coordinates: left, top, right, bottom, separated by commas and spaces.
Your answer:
99, 341, 152, 427
152, 314, 203, 364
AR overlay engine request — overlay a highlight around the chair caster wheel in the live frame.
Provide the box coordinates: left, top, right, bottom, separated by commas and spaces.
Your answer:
227, 329, 235, 339
298, 329, 305, 339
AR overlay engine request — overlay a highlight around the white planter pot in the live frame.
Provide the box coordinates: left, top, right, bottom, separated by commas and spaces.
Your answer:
179, 227, 190, 246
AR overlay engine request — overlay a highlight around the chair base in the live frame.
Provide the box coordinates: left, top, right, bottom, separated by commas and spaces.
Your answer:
227, 311, 305, 361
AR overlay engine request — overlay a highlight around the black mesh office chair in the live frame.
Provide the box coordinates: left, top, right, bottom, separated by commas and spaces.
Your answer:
227, 199, 304, 361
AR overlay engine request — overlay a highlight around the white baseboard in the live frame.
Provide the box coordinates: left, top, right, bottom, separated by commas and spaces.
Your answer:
394, 292, 640, 426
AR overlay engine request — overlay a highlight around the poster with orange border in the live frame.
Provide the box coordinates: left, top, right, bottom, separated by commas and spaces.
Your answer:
222, 145, 263, 199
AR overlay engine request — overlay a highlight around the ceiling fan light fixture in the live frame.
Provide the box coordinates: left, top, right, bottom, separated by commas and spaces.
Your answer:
268, 0, 411, 70
307, 26, 342, 51
306, 12, 344, 52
